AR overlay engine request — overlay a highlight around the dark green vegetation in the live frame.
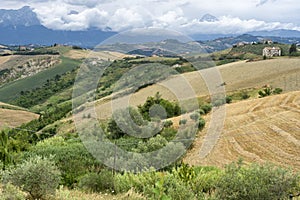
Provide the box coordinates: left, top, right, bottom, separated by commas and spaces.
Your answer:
258, 86, 283, 98
0, 57, 81, 102
289, 43, 300, 56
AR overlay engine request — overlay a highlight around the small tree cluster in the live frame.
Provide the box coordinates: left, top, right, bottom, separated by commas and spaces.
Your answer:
258, 87, 283, 98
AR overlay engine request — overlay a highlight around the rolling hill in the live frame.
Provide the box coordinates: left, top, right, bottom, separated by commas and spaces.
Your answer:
184, 90, 300, 170
92, 57, 300, 119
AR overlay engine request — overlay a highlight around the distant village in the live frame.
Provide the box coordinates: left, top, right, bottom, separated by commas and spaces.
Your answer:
233, 39, 300, 57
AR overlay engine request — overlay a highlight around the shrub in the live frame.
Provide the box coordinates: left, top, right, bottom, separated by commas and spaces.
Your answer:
198, 117, 206, 131
0, 183, 26, 200
23, 137, 100, 187
114, 171, 195, 200
273, 87, 283, 94
200, 104, 212, 114
190, 112, 200, 121
216, 161, 300, 200
78, 169, 114, 193
226, 96, 232, 104
212, 99, 226, 107
163, 120, 173, 128
197, 108, 206, 115
241, 91, 250, 99
179, 119, 187, 125
2, 156, 61, 200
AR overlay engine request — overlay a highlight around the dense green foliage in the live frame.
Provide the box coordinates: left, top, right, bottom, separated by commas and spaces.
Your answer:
2, 156, 61, 200
23, 137, 101, 187
138, 92, 180, 120
289, 43, 298, 55
216, 161, 300, 200
78, 169, 114, 193
11, 68, 77, 108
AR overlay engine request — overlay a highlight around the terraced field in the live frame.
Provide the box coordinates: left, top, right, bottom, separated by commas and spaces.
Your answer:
184, 91, 300, 170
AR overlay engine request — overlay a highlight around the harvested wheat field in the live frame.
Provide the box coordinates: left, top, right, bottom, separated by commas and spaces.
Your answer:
65, 49, 132, 60
0, 105, 39, 130
184, 91, 300, 170
0, 55, 12, 66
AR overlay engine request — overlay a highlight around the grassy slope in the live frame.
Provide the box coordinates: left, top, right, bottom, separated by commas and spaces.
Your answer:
0, 57, 81, 102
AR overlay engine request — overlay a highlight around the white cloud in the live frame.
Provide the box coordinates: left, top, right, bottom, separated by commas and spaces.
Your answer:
179, 16, 300, 35
0, 0, 299, 34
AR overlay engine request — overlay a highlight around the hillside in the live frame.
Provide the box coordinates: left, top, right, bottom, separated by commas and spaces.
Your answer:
0, 102, 38, 130
93, 57, 300, 119
184, 91, 300, 170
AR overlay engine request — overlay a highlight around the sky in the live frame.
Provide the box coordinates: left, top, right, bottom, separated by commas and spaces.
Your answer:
0, 0, 300, 34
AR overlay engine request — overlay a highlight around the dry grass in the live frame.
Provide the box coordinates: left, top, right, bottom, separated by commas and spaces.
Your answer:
184, 91, 300, 170
0, 107, 38, 130
0, 55, 13, 67
64, 50, 132, 60
55, 188, 145, 200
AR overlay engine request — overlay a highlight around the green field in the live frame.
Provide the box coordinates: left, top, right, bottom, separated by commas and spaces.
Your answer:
0, 57, 81, 102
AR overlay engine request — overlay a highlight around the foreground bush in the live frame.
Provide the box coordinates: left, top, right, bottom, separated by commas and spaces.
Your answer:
78, 169, 114, 193
2, 156, 61, 200
0, 183, 26, 200
216, 161, 300, 200
114, 170, 195, 200
23, 137, 101, 187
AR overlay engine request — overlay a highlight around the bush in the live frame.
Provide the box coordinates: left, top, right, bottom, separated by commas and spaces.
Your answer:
78, 169, 114, 193
179, 119, 187, 125
216, 161, 300, 200
23, 137, 101, 187
198, 117, 206, 131
190, 112, 200, 121
273, 87, 283, 94
197, 109, 206, 115
0, 183, 26, 200
226, 96, 232, 104
2, 156, 61, 200
163, 120, 173, 128
241, 92, 250, 99
114, 171, 195, 200
200, 104, 212, 114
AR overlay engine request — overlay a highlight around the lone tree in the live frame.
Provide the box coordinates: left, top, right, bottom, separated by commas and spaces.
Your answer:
289, 43, 297, 55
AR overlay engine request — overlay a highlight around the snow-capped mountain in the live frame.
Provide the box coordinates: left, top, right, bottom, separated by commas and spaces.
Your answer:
200, 14, 219, 22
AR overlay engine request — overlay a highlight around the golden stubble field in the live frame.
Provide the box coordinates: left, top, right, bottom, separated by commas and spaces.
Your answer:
184, 91, 300, 170
0, 102, 39, 130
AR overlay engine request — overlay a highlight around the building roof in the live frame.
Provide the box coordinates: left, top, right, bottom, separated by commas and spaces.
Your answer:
263, 47, 281, 50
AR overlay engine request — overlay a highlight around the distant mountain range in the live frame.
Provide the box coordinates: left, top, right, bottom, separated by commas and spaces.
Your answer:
0, 6, 40, 27
0, 6, 116, 47
0, 7, 300, 49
